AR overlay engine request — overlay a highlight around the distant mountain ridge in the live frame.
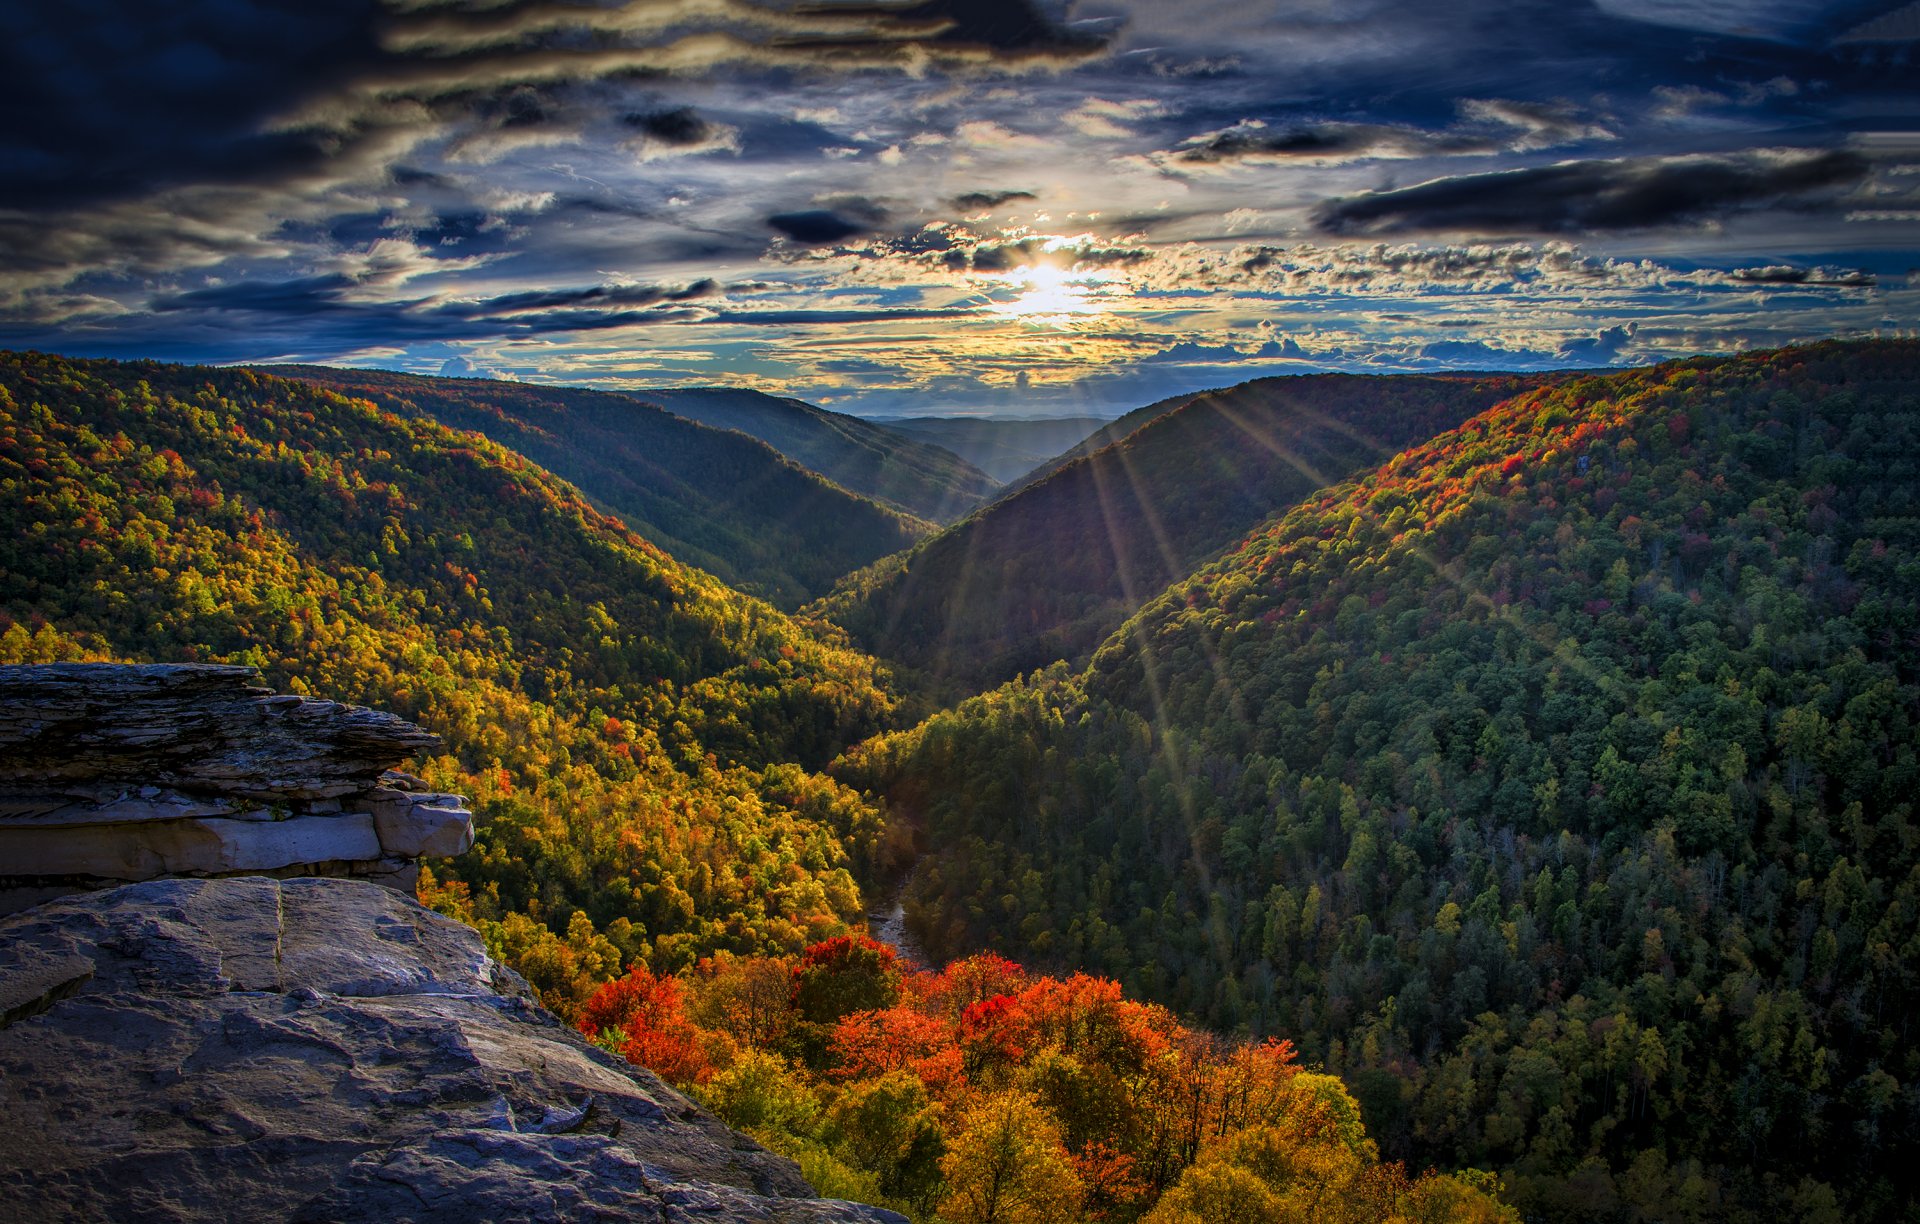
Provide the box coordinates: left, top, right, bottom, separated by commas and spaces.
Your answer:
632, 386, 998, 523
816, 371, 1554, 696
996, 391, 1212, 495
268, 365, 925, 607
871, 415, 1111, 484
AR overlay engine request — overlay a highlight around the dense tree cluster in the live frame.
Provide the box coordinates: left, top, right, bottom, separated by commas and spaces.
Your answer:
273, 364, 930, 608
0, 351, 901, 978
844, 341, 1920, 1221
568, 935, 1514, 1222
815, 372, 1553, 698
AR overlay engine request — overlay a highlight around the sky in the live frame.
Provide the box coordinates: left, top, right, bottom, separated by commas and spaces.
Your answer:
1, 0, 1915, 418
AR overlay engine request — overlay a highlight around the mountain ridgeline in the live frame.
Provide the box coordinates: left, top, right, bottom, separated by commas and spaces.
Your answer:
839, 340, 1920, 1221
270, 365, 927, 608
0, 351, 902, 1000
816, 372, 1553, 698
632, 386, 998, 523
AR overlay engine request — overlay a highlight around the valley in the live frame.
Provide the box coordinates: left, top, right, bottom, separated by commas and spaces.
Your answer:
5, 5, 1910, 1220
5, 340, 1917, 1222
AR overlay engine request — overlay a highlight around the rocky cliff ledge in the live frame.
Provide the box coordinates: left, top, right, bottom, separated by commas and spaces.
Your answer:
0, 876, 904, 1223
0, 664, 474, 914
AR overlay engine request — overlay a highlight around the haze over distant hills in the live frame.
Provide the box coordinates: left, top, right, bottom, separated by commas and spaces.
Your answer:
998, 391, 1214, 495
817, 372, 1552, 696
871, 416, 1112, 485
269, 365, 926, 608
630, 387, 997, 524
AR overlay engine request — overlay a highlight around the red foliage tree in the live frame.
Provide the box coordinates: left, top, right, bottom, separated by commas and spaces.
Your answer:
578, 965, 711, 1084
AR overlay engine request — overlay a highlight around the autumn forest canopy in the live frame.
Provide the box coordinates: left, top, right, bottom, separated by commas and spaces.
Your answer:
5, 339, 1920, 1223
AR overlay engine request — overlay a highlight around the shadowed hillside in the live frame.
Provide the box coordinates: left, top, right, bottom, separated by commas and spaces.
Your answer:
841, 340, 1920, 1222
634, 386, 998, 523
996, 393, 1210, 495
873, 415, 1110, 484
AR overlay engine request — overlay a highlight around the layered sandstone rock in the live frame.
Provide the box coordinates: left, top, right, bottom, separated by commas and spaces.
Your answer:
0, 664, 474, 913
0, 876, 904, 1223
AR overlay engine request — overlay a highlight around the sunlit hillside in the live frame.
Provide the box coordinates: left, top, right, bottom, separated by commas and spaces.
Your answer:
0, 352, 898, 982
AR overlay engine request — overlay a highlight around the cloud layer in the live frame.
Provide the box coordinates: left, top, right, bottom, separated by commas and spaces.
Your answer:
0, 0, 1911, 414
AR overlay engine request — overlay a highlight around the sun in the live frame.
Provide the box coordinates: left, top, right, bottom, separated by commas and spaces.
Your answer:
985, 264, 1113, 323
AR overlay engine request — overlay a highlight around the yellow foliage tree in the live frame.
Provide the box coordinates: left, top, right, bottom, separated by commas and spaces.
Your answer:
1145, 1073, 1517, 1224
936, 1091, 1083, 1224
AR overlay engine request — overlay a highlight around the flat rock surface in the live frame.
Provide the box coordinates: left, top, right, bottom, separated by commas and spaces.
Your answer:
0, 878, 905, 1224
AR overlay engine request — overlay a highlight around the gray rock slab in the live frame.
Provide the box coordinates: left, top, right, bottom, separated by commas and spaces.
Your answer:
0, 877, 906, 1224
0, 663, 440, 801
0, 812, 382, 879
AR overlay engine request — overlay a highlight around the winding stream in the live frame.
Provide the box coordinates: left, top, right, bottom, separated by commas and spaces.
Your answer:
864, 878, 930, 969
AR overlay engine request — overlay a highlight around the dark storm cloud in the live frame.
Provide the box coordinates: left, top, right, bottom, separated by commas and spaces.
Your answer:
464, 280, 720, 312
1313, 149, 1871, 236
154, 275, 366, 317
767, 197, 891, 244
0, 0, 1114, 224
1153, 97, 1623, 172
786, 0, 1110, 61
622, 107, 716, 146
0, 0, 390, 212
705, 306, 976, 324
951, 190, 1038, 211
149, 273, 719, 343
768, 211, 875, 244
1174, 123, 1464, 164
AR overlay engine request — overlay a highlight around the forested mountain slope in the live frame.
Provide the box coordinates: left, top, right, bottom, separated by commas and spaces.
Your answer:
633, 386, 997, 523
0, 351, 903, 999
996, 392, 1208, 495
873, 415, 1109, 484
816, 372, 1548, 697
270, 365, 927, 607
839, 340, 1920, 1221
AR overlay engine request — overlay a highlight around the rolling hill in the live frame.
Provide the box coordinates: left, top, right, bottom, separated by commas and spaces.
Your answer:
267, 365, 927, 608
872, 415, 1111, 484
841, 339, 1920, 1221
632, 386, 997, 523
816, 372, 1550, 696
